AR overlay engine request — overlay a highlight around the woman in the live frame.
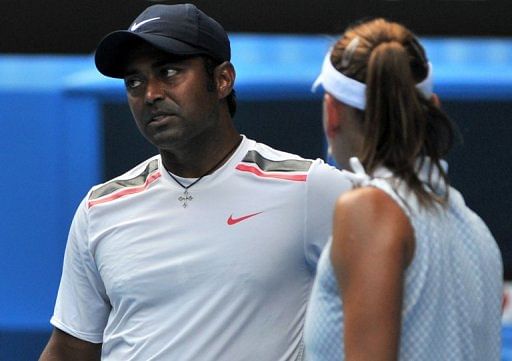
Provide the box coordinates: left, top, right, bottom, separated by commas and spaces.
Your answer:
304, 18, 503, 360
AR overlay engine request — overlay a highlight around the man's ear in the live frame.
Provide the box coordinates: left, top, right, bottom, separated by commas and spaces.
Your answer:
324, 93, 342, 139
215, 61, 235, 99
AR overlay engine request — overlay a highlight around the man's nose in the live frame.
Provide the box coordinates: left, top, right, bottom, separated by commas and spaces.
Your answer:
145, 78, 165, 104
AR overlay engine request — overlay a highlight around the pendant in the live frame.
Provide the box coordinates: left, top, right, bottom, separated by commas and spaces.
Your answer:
178, 189, 193, 208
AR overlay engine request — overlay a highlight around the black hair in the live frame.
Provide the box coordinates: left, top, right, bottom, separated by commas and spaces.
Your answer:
202, 56, 237, 117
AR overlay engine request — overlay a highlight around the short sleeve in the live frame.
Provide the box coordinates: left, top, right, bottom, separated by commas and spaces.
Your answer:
50, 197, 110, 343
304, 160, 353, 269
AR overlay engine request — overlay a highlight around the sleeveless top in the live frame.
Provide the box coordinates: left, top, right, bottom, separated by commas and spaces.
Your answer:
304, 158, 503, 360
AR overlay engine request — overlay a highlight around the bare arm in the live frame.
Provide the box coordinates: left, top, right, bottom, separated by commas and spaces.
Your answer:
39, 327, 102, 361
330, 187, 414, 361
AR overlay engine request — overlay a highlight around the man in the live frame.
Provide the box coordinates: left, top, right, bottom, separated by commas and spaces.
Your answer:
39, 4, 353, 360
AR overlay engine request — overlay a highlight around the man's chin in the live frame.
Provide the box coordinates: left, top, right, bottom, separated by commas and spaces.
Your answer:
148, 132, 187, 151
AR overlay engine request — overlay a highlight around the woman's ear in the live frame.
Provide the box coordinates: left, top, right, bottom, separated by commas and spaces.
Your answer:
430, 93, 441, 108
215, 61, 236, 99
324, 93, 342, 139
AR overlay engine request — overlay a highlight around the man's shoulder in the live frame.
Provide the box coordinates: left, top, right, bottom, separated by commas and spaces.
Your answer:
245, 138, 319, 170
86, 155, 161, 207
241, 138, 351, 182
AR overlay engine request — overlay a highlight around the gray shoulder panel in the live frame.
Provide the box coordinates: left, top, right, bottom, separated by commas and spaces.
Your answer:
90, 159, 159, 201
241, 150, 312, 172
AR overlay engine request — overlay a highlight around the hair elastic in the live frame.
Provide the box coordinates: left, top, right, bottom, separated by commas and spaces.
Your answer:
312, 49, 433, 110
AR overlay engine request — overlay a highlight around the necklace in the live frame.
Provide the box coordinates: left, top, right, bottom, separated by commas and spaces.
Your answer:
167, 137, 242, 208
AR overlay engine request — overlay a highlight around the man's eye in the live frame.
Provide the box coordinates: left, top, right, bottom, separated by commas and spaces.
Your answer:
125, 78, 142, 89
163, 68, 178, 78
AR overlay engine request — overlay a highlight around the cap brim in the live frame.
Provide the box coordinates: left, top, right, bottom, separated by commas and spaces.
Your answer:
95, 30, 208, 78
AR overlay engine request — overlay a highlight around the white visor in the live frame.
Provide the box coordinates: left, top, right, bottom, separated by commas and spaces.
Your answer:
312, 49, 433, 110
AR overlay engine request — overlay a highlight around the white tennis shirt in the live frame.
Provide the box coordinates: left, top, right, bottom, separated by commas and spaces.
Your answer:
51, 136, 353, 360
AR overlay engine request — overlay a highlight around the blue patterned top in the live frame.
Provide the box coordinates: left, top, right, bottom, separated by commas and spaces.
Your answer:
304, 159, 503, 360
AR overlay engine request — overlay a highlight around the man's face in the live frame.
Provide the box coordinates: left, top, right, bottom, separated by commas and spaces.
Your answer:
123, 46, 219, 151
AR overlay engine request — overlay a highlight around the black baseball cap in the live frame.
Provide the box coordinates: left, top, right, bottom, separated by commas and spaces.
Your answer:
95, 3, 231, 78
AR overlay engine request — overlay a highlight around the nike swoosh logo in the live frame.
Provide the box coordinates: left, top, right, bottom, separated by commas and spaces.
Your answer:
227, 212, 263, 225
130, 17, 160, 31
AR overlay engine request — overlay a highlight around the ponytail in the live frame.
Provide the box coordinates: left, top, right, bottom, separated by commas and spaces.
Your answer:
363, 41, 434, 206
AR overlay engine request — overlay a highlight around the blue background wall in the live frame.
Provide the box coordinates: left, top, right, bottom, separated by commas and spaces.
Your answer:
1, 35, 511, 360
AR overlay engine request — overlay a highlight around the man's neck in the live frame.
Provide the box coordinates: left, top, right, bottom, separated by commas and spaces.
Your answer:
161, 132, 242, 178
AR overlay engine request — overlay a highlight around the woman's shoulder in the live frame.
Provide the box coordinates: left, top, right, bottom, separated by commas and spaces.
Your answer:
332, 186, 415, 264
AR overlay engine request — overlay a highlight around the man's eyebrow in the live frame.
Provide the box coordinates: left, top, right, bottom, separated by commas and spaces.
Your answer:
152, 59, 177, 68
124, 69, 138, 77
124, 58, 187, 77
153, 56, 193, 67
